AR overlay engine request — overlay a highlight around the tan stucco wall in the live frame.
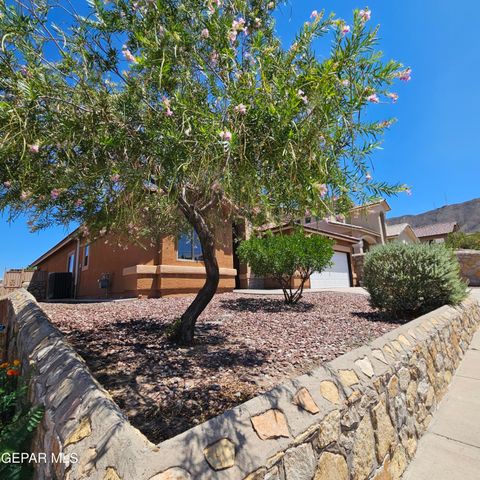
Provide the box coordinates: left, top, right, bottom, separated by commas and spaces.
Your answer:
35, 221, 236, 298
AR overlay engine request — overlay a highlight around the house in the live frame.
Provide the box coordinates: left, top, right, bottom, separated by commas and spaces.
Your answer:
413, 222, 459, 243
241, 200, 393, 289
241, 222, 360, 290
31, 223, 236, 299
31, 199, 394, 299
385, 223, 419, 244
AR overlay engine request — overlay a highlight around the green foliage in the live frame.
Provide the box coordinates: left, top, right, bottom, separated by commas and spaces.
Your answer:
445, 231, 480, 251
237, 230, 334, 303
0, 1, 410, 240
0, 361, 45, 480
363, 243, 468, 319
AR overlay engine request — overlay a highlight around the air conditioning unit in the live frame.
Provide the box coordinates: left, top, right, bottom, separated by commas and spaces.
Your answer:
47, 272, 73, 300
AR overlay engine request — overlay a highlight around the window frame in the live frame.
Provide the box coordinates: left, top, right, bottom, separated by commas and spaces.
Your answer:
82, 243, 90, 270
66, 250, 76, 274
176, 230, 203, 262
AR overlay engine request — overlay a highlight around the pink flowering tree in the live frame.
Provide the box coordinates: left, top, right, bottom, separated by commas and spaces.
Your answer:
0, 1, 410, 344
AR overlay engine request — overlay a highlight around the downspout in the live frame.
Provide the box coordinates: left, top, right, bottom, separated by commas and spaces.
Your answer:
74, 238, 80, 298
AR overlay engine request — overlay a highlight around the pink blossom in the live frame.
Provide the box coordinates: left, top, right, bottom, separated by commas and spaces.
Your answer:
267, 1, 275, 9
405, 187, 412, 196
75, 199, 83, 207
201, 28, 210, 39
234, 103, 247, 115
387, 92, 399, 103
317, 183, 328, 197
3, 181, 11, 189
398, 68, 412, 82
229, 30, 238, 43
341, 79, 350, 87
162, 96, 173, 116
80, 225, 90, 237
367, 93, 380, 103
298, 89, 308, 104
28, 144, 40, 154
122, 45, 136, 63
311, 10, 319, 19
254, 18, 261, 28
366, 172, 372, 181
20, 191, 30, 202
359, 8, 371, 22
232, 18, 246, 31
111, 174, 120, 183
219, 130, 232, 142
210, 51, 219, 65
341, 24, 351, 36
50, 188, 60, 200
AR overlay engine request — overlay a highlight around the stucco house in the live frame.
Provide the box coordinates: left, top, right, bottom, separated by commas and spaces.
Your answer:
385, 223, 419, 244
31, 222, 237, 299
31, 199, 395, 299
413, 222, 459, 243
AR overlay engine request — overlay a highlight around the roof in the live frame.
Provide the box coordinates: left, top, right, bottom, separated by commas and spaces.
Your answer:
386, 223, 410, 237
30, 228, 79, 267
413, 222, 458, 238
350, 199, 392, 213
259, 223, 359, 244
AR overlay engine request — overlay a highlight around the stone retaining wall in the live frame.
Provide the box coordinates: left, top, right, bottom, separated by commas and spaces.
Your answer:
1, 289, 479, 480
456, 249, 480, 286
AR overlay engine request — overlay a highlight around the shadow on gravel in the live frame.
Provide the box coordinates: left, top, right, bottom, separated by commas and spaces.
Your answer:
63, 316, 267, 443
352, 311, 406, 324
219, 297, 315, 313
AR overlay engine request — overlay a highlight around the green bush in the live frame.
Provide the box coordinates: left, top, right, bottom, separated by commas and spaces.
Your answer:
445, 231, 480, 250
363, 243, 468, 319
0, 360, 44, 480
237, 230, 334, 304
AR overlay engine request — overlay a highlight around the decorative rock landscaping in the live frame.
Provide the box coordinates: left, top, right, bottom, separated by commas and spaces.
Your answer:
1, 289, 479, 480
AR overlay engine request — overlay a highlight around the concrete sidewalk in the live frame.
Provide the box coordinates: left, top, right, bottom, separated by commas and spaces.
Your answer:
403, 303, 480, 480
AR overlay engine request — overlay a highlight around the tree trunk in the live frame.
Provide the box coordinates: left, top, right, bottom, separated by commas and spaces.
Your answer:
172, 198, 220, 345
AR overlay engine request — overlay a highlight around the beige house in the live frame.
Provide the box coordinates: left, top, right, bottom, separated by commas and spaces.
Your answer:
386, 223, 419, 244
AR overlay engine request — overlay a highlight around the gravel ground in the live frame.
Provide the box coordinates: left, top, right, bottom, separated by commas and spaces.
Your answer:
43, 292, 399, 444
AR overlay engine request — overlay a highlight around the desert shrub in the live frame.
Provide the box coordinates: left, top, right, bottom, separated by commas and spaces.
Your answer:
363, 242, 468, 319
445, 231, 480, 250
0, 360, 44, 480
237, 230, 334, 304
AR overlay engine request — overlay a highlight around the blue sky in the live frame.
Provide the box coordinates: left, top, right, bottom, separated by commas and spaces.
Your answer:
1, 0, 479, 275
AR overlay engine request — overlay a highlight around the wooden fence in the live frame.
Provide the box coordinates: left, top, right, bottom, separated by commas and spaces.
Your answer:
0, 269, 48, 298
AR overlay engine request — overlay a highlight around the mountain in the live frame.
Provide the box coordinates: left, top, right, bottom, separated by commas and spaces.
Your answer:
387, 198, 480, 233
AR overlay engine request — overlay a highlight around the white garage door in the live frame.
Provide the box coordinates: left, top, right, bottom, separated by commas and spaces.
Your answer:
310, 252, 351, 288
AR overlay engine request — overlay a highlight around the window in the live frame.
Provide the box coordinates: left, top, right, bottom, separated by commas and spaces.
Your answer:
177, 230, 203, 261
83, 244, 90, 267
67, 252, 75, 273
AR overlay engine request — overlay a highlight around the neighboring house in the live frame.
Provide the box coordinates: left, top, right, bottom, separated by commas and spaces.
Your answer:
386, 223, 419, 244
31, 223, 236, 299
244, 222, 359, 289
242, 200, 393, 289
413, 222, 459, 244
